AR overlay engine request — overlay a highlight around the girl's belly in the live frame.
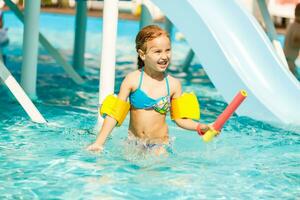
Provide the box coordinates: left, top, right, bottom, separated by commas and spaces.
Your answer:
129, 108, 169, 144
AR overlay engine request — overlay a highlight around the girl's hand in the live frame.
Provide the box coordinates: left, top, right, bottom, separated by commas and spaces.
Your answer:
196, 123, 220, 136
196, 123, 209, 136
86, 143, 103, 152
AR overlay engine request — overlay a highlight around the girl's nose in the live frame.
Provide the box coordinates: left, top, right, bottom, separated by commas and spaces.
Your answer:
161, 52, 169, 59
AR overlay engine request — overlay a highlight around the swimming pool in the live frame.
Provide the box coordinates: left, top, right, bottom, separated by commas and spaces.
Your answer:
1, 12, 299, 199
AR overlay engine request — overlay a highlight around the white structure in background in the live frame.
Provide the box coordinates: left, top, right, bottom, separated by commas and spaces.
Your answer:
238, 0, 298, 20
140, 0, 164, 20
240, 0, 264, 22
68, 0, 79, 8
68, 0, 163, 19
268, 0, 298, 19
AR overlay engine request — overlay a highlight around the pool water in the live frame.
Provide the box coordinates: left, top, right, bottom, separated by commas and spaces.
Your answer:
0, 12, 299, 199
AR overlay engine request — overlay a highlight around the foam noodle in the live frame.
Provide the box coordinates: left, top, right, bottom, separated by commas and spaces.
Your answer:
203, 90, 247, 142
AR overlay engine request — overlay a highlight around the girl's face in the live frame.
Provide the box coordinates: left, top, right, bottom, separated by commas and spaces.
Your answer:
139, 35, 171, 73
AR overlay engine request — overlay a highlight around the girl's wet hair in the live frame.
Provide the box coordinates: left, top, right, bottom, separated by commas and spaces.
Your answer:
135, 25, 170, 69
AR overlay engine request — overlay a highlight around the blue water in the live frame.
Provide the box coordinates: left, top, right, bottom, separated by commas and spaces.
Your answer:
1, 12, 300, 199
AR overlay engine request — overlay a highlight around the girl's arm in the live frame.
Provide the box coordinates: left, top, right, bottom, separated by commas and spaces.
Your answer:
171, 78, 210, 133
174, 118, 209, 132
87, 74, 132, 151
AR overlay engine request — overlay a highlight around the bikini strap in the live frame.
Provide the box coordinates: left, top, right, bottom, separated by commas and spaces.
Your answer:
137, 68, 144, 89
165, 74, 170, 96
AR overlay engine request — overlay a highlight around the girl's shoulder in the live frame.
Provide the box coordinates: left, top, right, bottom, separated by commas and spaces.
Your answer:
126, 69, 141, 81
123, 69, 142, 87
166, 74, 181, 88
166, 74, 182, 97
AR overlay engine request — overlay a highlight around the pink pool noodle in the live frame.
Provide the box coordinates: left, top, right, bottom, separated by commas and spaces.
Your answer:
213, 90, 247, 131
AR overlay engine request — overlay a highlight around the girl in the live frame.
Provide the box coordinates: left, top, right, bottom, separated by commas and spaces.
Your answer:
87, 25, 217, 153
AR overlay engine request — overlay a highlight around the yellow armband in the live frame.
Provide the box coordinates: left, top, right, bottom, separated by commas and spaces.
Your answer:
100, 95, 130, 126
171, 92, 200, 120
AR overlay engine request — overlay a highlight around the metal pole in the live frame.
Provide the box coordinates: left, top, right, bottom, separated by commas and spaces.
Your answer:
165, 17, 173, 37
96, 0, 119, 127
4, 0, 84, 85
139, 4, 152, 29
0, 59, 46, 123
20, 0, 41, 99
256, 0, 289, 68
182, 49, 195, 72
73, 0, 87, 74
256, 0, 277, 41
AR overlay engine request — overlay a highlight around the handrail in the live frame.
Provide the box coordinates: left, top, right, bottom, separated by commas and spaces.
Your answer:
4, 0, 85, 84
0, 57, 46, 123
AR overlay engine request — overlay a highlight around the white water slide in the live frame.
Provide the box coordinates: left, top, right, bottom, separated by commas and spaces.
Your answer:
151, 0, 300, 124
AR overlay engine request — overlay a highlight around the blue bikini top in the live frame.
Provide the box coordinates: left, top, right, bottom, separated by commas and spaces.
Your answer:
129, 68, 170, 114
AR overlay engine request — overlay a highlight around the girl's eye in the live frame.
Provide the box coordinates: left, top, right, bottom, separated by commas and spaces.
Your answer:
155, 50, 161, 53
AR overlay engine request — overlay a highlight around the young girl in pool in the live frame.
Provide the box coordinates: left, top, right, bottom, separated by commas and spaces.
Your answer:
87, 25, 217, 153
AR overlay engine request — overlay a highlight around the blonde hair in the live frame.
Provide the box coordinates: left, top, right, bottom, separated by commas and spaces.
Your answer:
135, 25, 170, 69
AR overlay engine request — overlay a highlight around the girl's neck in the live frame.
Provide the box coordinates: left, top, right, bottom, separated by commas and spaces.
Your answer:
143, 66, 165, 80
